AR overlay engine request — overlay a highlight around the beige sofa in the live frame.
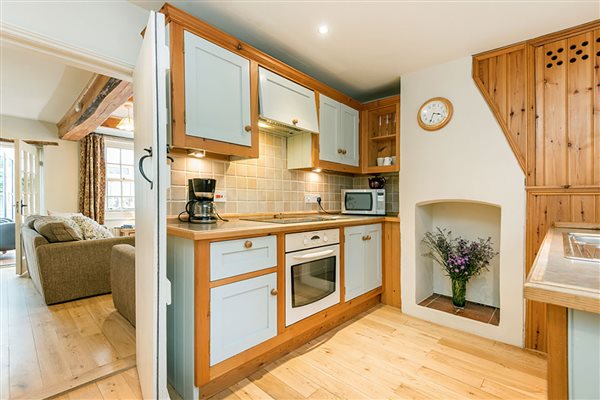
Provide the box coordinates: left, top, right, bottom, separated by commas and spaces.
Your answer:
22, 225, 135, 305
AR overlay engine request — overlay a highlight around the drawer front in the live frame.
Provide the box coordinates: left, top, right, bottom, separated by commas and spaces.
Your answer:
210, 235, 277, 281
210, 273, 278, 365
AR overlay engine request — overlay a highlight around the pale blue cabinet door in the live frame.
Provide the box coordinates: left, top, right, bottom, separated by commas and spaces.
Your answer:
319, 94, 341, 164
184, 31, 251, 146
363, 224, 382, 293
340, 104, 360, 167
210, 273, 277, 365
258, 67, 319, 133
344, 224, 382, 301
344, 225, 366, 301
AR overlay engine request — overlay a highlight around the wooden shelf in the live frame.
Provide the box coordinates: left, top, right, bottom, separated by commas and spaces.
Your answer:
363, 165, 399, 174
369, 134, 397, 142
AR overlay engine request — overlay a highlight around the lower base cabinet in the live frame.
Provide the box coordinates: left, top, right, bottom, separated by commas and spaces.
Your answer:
344, 224, 382, 301
210, 272, 278, 365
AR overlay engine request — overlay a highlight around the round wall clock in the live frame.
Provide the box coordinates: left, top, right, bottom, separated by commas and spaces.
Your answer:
417, 97, 453, 131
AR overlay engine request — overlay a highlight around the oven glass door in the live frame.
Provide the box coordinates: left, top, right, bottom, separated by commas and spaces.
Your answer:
345, 192, 373, 211
291, 256, 336, 308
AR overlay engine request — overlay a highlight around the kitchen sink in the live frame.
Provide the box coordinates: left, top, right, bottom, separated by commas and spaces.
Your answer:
241, 214, 349, 224
563, 232, 600, 262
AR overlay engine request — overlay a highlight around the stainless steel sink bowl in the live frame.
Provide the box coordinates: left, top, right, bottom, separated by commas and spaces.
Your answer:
563, 232, 600, 262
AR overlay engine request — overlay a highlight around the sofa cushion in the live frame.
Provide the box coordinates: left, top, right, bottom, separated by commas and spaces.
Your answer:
25, 214, 43, 229
33, 216, 83, 243
71, 215, 113, 240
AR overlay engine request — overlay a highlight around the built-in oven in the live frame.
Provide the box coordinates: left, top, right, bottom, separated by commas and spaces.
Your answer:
285, 229, 340, 326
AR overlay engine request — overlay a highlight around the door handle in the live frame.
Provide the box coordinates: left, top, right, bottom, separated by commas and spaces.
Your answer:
19, 200, 27, 213
292, 249, 335, 260
138, 147, 153, 189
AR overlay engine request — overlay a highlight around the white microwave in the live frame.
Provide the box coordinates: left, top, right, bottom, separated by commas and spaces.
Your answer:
341, 189, 386, 215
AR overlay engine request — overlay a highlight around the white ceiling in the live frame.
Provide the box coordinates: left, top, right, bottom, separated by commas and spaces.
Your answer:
132, 0, 599, 101
0, 45, 94, 123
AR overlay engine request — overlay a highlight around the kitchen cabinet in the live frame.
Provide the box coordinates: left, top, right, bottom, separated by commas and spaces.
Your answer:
361, 95, 400, 174
184, 31, 252, 147
319, 94, 359, 167
344, 223, 382, 301
169, 24, 259, 158
258, 67, 319, 134
210, 272, 277, 365
210, 235, 277, 281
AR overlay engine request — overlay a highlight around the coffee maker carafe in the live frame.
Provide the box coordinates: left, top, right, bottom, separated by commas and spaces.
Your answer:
185, 178, 218, 224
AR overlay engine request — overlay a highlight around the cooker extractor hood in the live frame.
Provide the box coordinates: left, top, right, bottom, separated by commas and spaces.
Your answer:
258, 67, 320, 136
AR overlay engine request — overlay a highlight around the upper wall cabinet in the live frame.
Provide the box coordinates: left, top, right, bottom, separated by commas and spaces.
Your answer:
361, 95, 400, 174
258, 67, 319, 134
184, 32, 252, 147
319, 94, 359, 167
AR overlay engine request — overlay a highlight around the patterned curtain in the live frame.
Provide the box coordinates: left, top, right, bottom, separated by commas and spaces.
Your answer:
79, 134, 106, 224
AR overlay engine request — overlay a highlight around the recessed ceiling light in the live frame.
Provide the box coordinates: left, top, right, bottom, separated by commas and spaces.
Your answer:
318, 25, 329, 35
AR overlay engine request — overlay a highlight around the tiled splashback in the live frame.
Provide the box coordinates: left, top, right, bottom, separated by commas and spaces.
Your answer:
168, 132, 399, 216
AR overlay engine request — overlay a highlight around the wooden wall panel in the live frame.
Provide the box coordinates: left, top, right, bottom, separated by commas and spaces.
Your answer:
567, 32, 594, 186
536, 40, 568, 186
507, 50, 528, 156
473, 46, 528, 172
594, 29, 600, 186
525, 193, 600, 350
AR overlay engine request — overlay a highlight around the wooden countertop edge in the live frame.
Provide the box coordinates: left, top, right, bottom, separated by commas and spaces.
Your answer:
524, 284, 600, 314
167, 216, 399, 241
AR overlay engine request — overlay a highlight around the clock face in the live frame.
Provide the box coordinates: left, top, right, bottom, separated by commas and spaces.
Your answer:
418, 97, 453, 131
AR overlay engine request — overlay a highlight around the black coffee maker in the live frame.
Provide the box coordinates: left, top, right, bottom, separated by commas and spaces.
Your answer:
185, 178, 218, 224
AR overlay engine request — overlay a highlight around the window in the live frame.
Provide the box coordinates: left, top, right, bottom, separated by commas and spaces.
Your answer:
105, 140, 134, 212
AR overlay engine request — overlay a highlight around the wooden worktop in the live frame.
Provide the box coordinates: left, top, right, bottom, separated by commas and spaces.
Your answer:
524, 222, 600, 314
167, 213, 399, 241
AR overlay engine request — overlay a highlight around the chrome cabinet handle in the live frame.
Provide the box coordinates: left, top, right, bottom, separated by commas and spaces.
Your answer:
244, 240, 253, 249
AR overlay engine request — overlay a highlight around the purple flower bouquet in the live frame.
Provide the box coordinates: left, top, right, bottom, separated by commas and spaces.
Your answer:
422, 228, 498, 308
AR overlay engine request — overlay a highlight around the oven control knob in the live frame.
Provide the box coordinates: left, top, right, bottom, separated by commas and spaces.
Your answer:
303, 238, 308, 245
323, 235, 328, 242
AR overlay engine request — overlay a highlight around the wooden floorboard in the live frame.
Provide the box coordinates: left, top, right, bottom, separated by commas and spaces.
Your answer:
0, 267, 137, 400
2, 266, 547, 400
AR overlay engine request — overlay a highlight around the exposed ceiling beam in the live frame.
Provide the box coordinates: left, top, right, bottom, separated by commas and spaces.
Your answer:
57, 74, 132, 141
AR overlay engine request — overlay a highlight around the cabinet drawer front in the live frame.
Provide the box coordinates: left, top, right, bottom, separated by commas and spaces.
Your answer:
184, 31, 251, 147
210, 235, 277, 281
210, 273, 277, 365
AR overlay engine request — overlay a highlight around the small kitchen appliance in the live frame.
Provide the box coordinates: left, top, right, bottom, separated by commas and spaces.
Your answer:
184, 178, 218, 224
368, 176, 386, 189
341, 188, 386, 215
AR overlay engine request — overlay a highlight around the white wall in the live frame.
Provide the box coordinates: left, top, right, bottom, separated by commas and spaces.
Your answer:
1, 115, 79, 214
0, 1, 149, 75
417, 201, 501, 307
400, 56, 526, 346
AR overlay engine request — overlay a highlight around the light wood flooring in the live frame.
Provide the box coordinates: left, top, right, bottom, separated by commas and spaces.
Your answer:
2, 265, 547, 399
0, 267, 138, 399
208, 305, 547, 400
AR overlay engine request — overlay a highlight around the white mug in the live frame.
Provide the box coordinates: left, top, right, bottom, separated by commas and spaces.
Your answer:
376, 157, 385, 166
383, 157, 392, 166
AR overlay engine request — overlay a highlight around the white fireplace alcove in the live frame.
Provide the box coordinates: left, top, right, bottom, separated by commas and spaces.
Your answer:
399, 57, 526, 347
415, 200, 501, 313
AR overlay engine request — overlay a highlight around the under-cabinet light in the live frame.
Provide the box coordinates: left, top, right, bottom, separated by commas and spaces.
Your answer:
188, 149, 206, 158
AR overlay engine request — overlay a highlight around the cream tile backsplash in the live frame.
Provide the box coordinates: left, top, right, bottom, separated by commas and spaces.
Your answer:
168, 132, 399, 216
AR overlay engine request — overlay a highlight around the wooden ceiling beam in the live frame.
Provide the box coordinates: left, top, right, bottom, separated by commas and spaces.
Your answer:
57, 74, 132, 141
